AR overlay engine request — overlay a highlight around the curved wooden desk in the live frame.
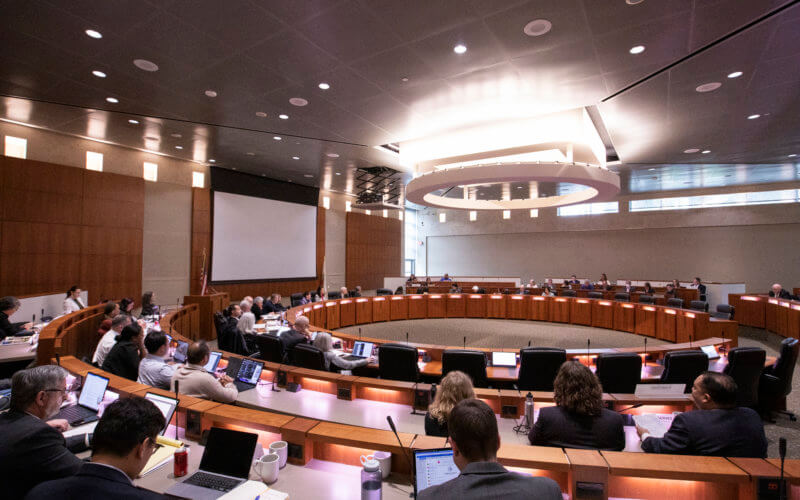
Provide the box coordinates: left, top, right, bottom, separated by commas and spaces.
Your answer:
730, 294, 800, 339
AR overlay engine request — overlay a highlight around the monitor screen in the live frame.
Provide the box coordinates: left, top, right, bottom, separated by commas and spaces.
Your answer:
414, 449, 459, 494
492, 351, 517, 367
701, 345, 720, 359
351, 341, 374, 358
78, 372, 109, 411
200, 427, 259, 479
144, 392, 178, 435
237, 359, 263, 385
173, 340, 188, 363
204, 351, 222, 373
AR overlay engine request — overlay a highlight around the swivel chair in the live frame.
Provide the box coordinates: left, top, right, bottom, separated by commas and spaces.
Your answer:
441, 350, 488, 388
714, 304, 735, 320
689, 300, 709, 312
378, 343, 419, 382
667, 298, 684, 308
638, 295, 654, 304
587, 291, 603, 299
517, 348, 566, 391
759, 338, 799, 421
614, 293, 630, 302
659, 351, 708, 392
561, 289, 577, 297
376, 288, 393, 296
290, 293, 304, 307
293, 343, 326, 371
723, 347, 766, 408
595, 353, 642, 394
254, 334, 285, 364
327, 291, 342, 300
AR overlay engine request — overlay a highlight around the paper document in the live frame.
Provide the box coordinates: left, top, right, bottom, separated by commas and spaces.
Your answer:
140, 444, 179, 476
633, 413, 679, 438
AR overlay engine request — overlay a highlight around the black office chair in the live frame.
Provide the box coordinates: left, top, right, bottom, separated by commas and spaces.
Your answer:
714, 304, 735, 320
759, 338, 799, 421
690, 300, 709, 312
595, 353, 642, 394
378, 343, 419, 382
293, 344, 327, 371
659, 351, 709, 392
522, 289, 532, 295
587, 291, 603, 299
561, 289, 577, 297
667, 298, 684, 308
517, 348, 566, 391
723, 347, 766, 408
614, 292, 630, 302
376, 288, 392, 296
327, 291, 342, 300
475, 288, 487, 294
254, 335, 285, 363
441, 350, 488, 388
290, 293, 304, 307
638, 295, 654, 304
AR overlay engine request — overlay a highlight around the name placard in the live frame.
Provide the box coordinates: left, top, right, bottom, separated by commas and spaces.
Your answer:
634, 384, 687, 399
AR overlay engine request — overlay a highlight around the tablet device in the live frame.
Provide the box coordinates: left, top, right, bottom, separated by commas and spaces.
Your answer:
204, 351, 222, 373
701, 345, 720, 360
492, 351, 517, 367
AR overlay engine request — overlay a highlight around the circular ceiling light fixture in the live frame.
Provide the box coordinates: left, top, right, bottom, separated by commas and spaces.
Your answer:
246, 152, 255, 156
133, 59, 159, 72
695, 82, 721, 92
406, 162, 620, 211
701, 150, 711, 154
683, 148, 700, 153
92, 70, 106, 78
629, 45, 645, 54
289, 97, 308, 106
626, 0, 645, 4
727, 71, 743, 79
788, 154, 797, 158
204, 89, 218, 97
523, 19, 552, 37
128, 119, 139, 124
105, 97, 119, 103
85, 29, 102, 39
209, 159, 216, 162
175, 145, 183, 149
318, 82, 330, 90
255, 111, 267, 117
453, 44, 467, 54
170, 133, 182, 138
747, 114, 760, 120
278, 114, 289, 119
273, 136, 282, 140
303, 174, 313, 178
335, 172, 341, 175
292, 156, 300, 160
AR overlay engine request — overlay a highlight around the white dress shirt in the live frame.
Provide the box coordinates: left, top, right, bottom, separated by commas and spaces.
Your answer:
63, 297, 85, 315
137, 354, 175, 390
92, 328, 119, 366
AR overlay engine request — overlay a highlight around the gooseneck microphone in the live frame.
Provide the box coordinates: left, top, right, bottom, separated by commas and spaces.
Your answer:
587, 339, 591, 366
528, 339, 532, 347
463, 336, 466, 349
406, 332, 409, 345
644, 337, 647, 363
174, 380, 180, 439
387, 416, 416, 498
780, 437, 787, 500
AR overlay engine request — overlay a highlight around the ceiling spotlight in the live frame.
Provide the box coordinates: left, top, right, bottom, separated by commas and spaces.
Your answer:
727, 71, 743, 79
318, 82, 330, 90
273, 136, 282, 140
629, 45, 645, 54
789, 154, 797, 158
303, 174, 313, 178
401, 77, 409, 82
648, 168, 656, 171
255, 111, 267, 117
683, 148, 699, 153
128, 119, 139, 124
279, 114, 289, 120
170, 133, 182, 138
92, 70, 106, 78
695, 82, 721, 93
701, 150, 711, 154
289, 97, 308, 106
453, 44, 467, 54
246, 152, 255, 156
175, 145, 183, 149
204, 89, 218, 97
105, 97, 119, 103
133, 59, 159, 72
747, 114, 760, 120
292, 156, 300, 160
523, 19, 552, 37
209, 159, 216, 162
85, 29, 102, 39
335, 172, 341, 175
326, 153, 339, 158
626, 0, 645, 4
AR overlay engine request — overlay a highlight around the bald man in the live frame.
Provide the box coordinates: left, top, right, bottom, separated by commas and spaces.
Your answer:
769, 283, 794, 300
280, 315, 312, 364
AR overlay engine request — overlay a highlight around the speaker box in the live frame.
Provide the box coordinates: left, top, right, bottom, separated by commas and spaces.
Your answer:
337, 387, 352, 400
287, 382, 301, 393
414, 387, 431, 410
501, 404, 518, 418
186, 409, 203, 440
277, 370, 288, 387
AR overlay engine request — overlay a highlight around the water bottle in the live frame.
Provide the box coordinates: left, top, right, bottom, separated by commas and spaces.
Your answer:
360, 455, 382, 500
524, 391, 534, 429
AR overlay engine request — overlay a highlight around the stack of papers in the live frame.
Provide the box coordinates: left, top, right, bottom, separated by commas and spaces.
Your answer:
218, 481, 288, 499
632, 413, 679, 438
140, 436, 185, 476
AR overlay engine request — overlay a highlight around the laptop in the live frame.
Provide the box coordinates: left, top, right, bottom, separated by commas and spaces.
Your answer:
413, 448, 460, 496
224, 357, 264, 392
341, 341, 374, 361
144, 392, 178, 435
165, 427, 258, 500
204, 351, 222, 373
491, 351, 517, 367
701, 345, 720, 360
172, 340, 189, 363
54, 372, 109, 425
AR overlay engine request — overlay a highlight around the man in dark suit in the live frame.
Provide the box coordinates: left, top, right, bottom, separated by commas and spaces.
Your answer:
418, 399, 561, 500
26, 397, 166, 500
769, 283, 795, 300
0, 296, 33, 340
251, 296, 265, 319
263, 293, 287, 313
0, 366, 84, 499
280, 315, 312, 363
692, 277, 707, 301
637, 371, 767, 458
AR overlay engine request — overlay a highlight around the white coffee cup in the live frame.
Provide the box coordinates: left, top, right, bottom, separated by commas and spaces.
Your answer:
254, 453, 279, 484
373, 450, 391, 479
269, 440, 288, 468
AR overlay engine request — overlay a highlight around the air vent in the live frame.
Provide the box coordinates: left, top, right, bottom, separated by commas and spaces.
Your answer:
375, 143, 400, 155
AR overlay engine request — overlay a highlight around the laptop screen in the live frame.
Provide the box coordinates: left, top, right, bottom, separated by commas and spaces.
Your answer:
414, 448, 459, 494
492, 352, 517, 367
173, 340, 188, 363
204, 351, 222, 373
237, 359, 263, 385
199, 427, 258, 479
701, 345, 720, 359
144, 392, 178, 435
78, 372, 109, 411
351, 341, 374, 358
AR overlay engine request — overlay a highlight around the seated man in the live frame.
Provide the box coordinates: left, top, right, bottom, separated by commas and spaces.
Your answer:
623, 280, 636, 293
251, 296, 265, 319
340, 286, 349, 298
350, 286, 362, 298
237, 300, 255, 334
418, 399, 561, 500
26, 397, 165, 500
171, 341, 238, 403
664, 283, 677, 299
93, 314, 131, 367
281, 315, 312, 363
769, 283, 794, 300
137, 331, 175, 390
0, 366, 84, 499
580, 280, 594, 290
440, 273, 452, 281
524, 279, 537, 288
263, 293, 286, 313
568, 274, 580, 286
449, 283, 462, 293
637, 371, 767, 457
0, 296, 33, 340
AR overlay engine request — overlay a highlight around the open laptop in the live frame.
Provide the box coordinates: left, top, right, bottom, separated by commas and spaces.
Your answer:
172, 340, 189, 363
203, 351, 222, 373
341, 340, 374, 361
165, 427, 258, 500
144, 392, 178, 435
701, 345, 720, 360
413, 448, 460, 496
54, 372, 109, 425
224, 357, 264, 392
491, 351, 517, 367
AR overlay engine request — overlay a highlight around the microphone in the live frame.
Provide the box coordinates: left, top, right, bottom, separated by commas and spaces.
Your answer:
271, 364, 282, 392
527, 339, 531, 347
55, 353, 61, 366
644, 337, 647, 363
780, 437, 787, 500
359, 327, 362, 340
174, 380, 180, 440
41, 308, 45, 321
386, 416, 416, 497
587, 339, 591, 366
406, 332, 409, 345
463, 336, 466, 349
689, 334, 693, 348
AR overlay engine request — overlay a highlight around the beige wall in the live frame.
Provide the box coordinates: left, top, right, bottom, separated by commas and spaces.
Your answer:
324, 208, 347, 290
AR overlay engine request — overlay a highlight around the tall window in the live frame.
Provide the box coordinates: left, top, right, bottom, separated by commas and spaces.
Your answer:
558, 201, 619, 216
630, 189, 800, 212
404, 209, 418, 276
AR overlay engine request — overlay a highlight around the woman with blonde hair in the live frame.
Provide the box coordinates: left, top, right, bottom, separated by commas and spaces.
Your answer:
425, 370, 475, 437
312, 332, 373, 373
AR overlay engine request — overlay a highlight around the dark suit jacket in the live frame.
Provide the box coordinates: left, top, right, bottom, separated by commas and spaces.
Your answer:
25, 462, 164, 499
0, 311, 27, 340
769, 289, 794, 300
529, 406, 625, 451
100, 340, 141, 381
0, 410, 83, 499
264, 300, 287, 313
280, 329, 308, 363
424, 413, 448, 437
251, 303, 264, 319
642, 407, 767, 458
417, 461, 561, 500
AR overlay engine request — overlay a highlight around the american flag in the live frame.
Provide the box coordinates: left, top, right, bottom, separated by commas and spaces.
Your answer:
200, 248, 208, 296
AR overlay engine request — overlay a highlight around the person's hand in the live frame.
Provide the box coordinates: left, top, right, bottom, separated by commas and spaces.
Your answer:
635, 424, 649, 438
218, 374, 233, 386
137, 319, 147, 328
47, 419, 69, 432
23, 322, 33, 330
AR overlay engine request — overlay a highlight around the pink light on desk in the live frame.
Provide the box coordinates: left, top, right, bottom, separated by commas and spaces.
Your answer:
555, 298, 567, 302
599, 301, 612, 306
684, 312, 695, 318
341, 299, 352, 304
470, 295, 482, 299
741, 296, 761, 301
665, 309, 677, 315
429, 295, 441, 299
411, 295, 422, 300
313, 304, 323, 310
373, 297, 386, 301
391, 296, 403, 300
303, 307, 312, 313
780, 301, 790, 308
622, 303, 634, 309
533, 296, 545, 301
490, 295, 502, 299
643, 306, 656, 312
356, 298, 369, 303
511, 296, 523, 300
769, 299, 779, 305
792, 305, 800, 311
577, 299, 589, 304
449, 294, 462, 298
325, 301, 336, 307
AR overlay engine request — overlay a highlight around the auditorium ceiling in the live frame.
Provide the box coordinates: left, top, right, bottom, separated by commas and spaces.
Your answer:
1, 0, 798, 198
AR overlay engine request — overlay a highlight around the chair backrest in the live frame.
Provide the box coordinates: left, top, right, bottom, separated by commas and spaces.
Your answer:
475, 288, 487, 294
290, 293, 304, 307
638, 294, 654, 304
214, 312, 231, 351
517, 348, 566, 391
441, 350, 488, 388
522, 289, 532, 295
293, 343, 326, 371
561, 289, 577, 297
587, 291, 603, 299
614, 292, 630, 302
254, 334, 284, 363
714, 304, 735, 320
766, 338, 800, 398
667, 298, 684, 308
378, 343, 419, 382
376, 288, 392, 296
660, 351, 709, 392
327, 291, 342, 300
690, 300, 709, 312
723, 347, 767, 407
596, 353, 642, 393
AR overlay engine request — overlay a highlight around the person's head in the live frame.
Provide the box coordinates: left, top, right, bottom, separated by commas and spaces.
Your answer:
395, 286, 404, 294
111, 313, 131, 333
117, 323, 143, 343
448, 399, 500, 470
66, 285, 81, 299
340, 286, 348, 296
187, 340, 210, 365
644, 282, 652, 289
772, 283, 783, 294
254, 296, 264, 306
294, 315, 310, 332
691, 372, 737, 410
103, 301, 119, 318
141, 291, 154, 306
547, 278, 553, 284
444, 273, 450, 279
584, 279, 591, 285
529, 279, 535, 284
243, 296, 253, 305
119, 298, 135, 313
426, 277, 431, 284
313, 331, 334, 352
225, 303, 241, 318
626, 280, 632, 286
270, 293, 281, 304
666, 283, 674, 290
601, 273, 608, 281
144, 330, 169, 357
91, 397, 165, 479
303, 291, 311, 300
672, 279, 679, 287
239, 300, 251, 313
571, 274, 577, 280
428, 370, 475, 424
355, 286, 362, 293
10, 365, 69, 419
693, 277, 701, 285
553, 361, 603, 416
0, 295, 21, 314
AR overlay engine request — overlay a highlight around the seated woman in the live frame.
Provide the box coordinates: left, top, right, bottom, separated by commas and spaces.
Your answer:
140, 291, 158, 317
101, 323, 145, 381
97, 301, 119, 337
425, 370, 475, 437
312, 332, 373, 374
642, 282, 655, 295
529, 361, 625, 451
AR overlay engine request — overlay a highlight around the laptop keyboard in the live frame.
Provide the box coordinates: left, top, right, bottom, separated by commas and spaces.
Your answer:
341, 355, 363, 361
185, 471, 241, 492
58, 405, 96, 423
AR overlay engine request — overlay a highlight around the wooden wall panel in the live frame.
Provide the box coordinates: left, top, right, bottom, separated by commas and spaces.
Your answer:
345, 212, 401, 290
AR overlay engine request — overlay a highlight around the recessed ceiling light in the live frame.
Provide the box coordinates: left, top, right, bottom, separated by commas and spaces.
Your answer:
727, 71, 743, 79
273, 136, 282, 140
318, 82, 330, 90
279, 114, 289, 120
105, 97, 119, 103
209, 159, 216, 162
516, 186, 523, 189
788, 154, 797, 158
701, 150, 711, 154
170, 133, 182, 138
335, 172, 341, 175
453, 44, 467, 54
128, 119, 139, 124
133, 59, 159, 72
303, 174, 313, 178
204, 90, 218, 98
85, 29, 102, 39
255, 111, 267, 117
92, 70, 106, 78
523, 19, 552, 37
626, 0, 645, 4
401, 77, 409, 82
683, 148, 699, 153
648, 168, 656, 171
246, 152, 255, 156
232, 168, 237, 170
326, 153, 339, 158
175, 145, 183, 150
747, 114, 760, 120
289, 97, 308, 107
695, 82, 721, 93
292, 156, 300, 160
629, 45, 645, 54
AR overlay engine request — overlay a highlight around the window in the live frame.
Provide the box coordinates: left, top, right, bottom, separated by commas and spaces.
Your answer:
469, 210, 477, 221
345, 200, 352, 212
439, 212, 446, 223
629, 189, 800, 212
86, 151, 103, 172
4, 136, 27, 159
404, 209, 418, 276
502, 210, 511, 219
192, 172, 205, 188
143, 162, 158, 182
530, 209, 539, 218
558, 201, 619, 216
322, 196, 330, 209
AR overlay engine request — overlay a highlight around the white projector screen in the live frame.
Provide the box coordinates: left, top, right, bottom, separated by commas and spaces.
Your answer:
211, 191, 317, 281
